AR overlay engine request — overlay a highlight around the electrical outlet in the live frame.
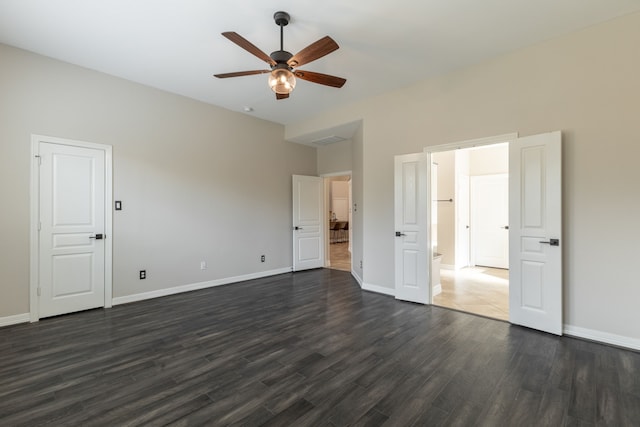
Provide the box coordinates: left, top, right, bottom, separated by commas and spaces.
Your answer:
139, 270, 146, 280
200, 261, 207, 270
261, 255, 265, 262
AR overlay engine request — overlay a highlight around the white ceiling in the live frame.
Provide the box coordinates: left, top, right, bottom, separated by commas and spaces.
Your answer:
1, 1, 639, 126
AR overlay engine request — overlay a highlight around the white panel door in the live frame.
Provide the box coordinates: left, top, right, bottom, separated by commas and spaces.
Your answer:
292, 175, 324, 271
471, 174, 509, 269
394, 153, 429, 304
38, 142, 106, 318
509, 131, 562, 335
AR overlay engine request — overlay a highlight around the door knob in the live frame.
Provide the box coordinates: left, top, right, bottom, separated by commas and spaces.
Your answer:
90, 233, 104, 240
395, 231, 406, 237
501, 226, 509, 229
294, 226, 303, 230
539, 238, 559, 246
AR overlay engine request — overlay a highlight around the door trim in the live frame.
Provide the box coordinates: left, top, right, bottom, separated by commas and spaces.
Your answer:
29, 134, 113, 322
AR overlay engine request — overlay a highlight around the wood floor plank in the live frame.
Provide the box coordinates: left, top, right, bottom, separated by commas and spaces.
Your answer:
0, 269, 637, 426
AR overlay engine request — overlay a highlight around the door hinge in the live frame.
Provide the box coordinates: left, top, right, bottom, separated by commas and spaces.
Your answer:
35, 154, 42, 165
37, 287, 41, 296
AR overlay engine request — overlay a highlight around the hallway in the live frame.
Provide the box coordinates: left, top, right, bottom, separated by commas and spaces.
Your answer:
329, 242, 351, 272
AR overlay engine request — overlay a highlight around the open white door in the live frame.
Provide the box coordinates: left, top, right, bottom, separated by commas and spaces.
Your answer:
509, 131, 562, 335
394, 153, 429, 304
292, 175, 324, 271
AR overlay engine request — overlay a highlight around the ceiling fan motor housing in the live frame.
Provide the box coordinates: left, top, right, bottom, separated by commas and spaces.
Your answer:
270, 50, 293, 65
273, 11, 290, 26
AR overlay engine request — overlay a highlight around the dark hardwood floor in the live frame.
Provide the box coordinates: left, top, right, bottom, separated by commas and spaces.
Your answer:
1, 269, 639, 426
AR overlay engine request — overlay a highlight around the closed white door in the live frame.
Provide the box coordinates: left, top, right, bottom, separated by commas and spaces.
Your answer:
37, 141, 106, 318
292, 175, 324, 271
471, 174, 509, 269
509, 131, 562, 335
394, 153, 429, 304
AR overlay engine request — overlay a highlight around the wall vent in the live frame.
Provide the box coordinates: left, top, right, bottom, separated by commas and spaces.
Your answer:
311, 135, 346, 145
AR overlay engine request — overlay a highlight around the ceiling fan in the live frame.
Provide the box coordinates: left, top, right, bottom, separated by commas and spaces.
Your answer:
214, 11, 346, 100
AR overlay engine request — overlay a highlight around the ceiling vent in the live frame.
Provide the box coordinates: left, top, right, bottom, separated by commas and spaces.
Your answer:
311, 135, 346, 145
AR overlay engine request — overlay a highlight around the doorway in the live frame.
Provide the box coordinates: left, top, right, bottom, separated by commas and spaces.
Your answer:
325, 175, 351, 272
430, 143, 510, 321
395, 131, 562, 335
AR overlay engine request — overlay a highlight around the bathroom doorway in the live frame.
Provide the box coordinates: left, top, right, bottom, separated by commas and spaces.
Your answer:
430, 143, 509, 320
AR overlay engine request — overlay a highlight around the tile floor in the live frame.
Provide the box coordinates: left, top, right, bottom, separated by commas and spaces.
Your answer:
433, 266, 509, 321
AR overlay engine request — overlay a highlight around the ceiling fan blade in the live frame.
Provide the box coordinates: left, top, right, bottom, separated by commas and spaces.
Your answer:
222, 32, 276, 66
294, 70, 346, 88
214, 70, 270, 79
276, 92, 289, 100
288, 36, 339, 67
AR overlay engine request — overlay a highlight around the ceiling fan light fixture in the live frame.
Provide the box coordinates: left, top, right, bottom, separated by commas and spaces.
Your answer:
268, 68, 296, 94
215, 11, 345, 100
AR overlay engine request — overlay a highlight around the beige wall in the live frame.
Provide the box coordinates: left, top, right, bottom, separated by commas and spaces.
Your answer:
469, 144, 508, 176
317, 139, 353, 175
330, 179, 349, 221
286, 12, 640, 343
0, 43, 316, 318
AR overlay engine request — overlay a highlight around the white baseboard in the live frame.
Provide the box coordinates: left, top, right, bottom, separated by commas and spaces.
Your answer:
0, 313, 30, 327
563, 324, 640, 351
351, 269, 363, 287
362, 282, 395, 297
113, 267, 292, 306
432, 284, 442, 296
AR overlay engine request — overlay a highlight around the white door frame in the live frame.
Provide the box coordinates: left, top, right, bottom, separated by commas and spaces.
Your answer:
424, 133, 518, 300
30, 134, 113, 322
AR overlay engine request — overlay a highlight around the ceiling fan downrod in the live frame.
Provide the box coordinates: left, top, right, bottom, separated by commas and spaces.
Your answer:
274, 11, 290, 53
